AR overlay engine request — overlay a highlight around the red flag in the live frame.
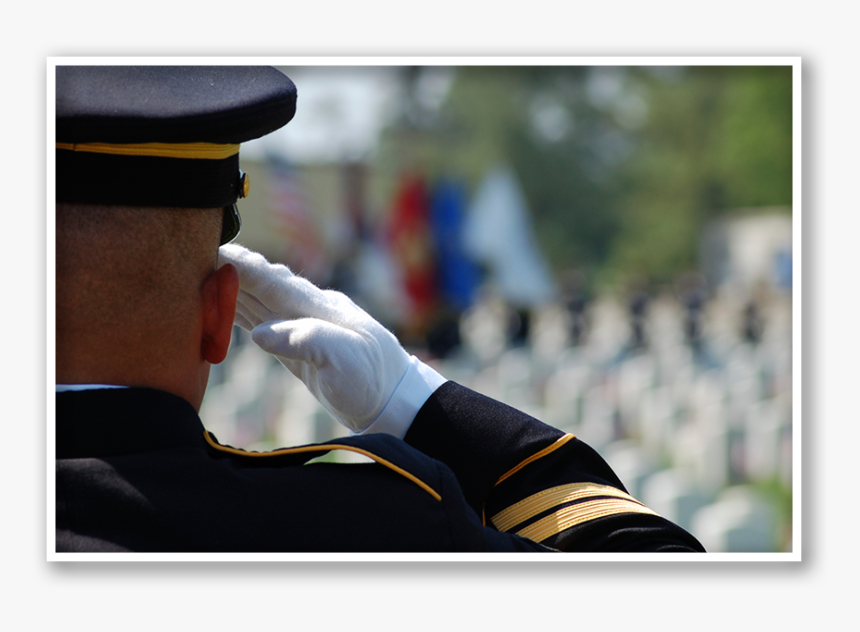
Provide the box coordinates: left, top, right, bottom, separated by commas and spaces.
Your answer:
387, 175, 438, 337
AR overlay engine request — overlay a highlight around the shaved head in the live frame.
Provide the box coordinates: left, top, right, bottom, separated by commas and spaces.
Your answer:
56, 203, 225, 388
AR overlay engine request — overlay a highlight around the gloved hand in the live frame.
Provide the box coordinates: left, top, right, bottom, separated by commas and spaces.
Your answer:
218, 244, 445, 437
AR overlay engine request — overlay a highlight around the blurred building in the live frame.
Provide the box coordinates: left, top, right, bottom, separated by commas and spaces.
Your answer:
700, 208, 793, 297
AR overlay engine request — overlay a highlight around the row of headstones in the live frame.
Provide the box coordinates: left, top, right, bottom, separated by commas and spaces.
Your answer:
463, 290, 792, 369
484, 336, 793, 488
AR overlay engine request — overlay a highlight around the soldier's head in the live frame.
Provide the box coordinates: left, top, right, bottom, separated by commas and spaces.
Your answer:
55, 65, 297, 409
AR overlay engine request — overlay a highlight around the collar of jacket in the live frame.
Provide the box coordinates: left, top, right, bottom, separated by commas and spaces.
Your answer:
56, 387, 204, 459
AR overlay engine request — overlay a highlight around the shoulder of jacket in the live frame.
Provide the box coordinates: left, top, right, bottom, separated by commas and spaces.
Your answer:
203, 430, 443, 502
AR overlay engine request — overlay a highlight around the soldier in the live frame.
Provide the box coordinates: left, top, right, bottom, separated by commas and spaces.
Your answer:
55, 65, 704, 553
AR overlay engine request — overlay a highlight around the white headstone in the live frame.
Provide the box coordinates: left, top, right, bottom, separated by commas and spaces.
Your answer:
691, 486, 778, 552
273, 377, 322, 448
641, 468, 711, 531
638, 386, 676, 461
616, 354, 656, 436
543, 359, 590, 431
497, 347, 535, 404
578, 385, 616, 452
671, 406, 731, 493
603, 440, 659, 501
744, 397, 789, 482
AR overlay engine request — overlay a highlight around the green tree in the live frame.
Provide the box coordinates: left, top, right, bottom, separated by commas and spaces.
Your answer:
605, 65, 793, 286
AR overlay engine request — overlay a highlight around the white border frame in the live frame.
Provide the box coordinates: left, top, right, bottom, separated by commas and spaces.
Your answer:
47, 56, 801, 562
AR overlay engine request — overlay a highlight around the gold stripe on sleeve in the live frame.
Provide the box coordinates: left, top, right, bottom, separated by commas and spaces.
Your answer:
481, 433, 577, 526
516, 497, 660, 543
202, 431, 441, 501
491, 482, 648, 533
517, 498, 658, 542
56, 141, 240, 160
495, 433, 576, 486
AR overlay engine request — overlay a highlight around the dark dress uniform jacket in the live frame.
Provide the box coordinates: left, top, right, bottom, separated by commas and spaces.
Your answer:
56, 382, 705, 553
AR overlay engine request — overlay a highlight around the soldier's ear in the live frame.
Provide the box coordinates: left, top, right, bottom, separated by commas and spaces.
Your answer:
200, 263, 239, 364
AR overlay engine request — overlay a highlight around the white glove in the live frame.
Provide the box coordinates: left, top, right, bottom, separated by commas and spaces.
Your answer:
218, 244, 446, 438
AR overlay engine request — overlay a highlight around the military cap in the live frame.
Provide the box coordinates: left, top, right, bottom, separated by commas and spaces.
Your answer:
55, 65, 297, 244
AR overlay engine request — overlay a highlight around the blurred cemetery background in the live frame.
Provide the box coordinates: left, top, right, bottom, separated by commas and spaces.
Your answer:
200, 64, 795, 553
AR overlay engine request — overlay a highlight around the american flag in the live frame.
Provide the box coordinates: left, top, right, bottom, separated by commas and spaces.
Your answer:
266, 159, 329, 283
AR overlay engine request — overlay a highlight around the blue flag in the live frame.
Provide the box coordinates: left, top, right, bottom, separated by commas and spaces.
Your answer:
430, 178, 481, 312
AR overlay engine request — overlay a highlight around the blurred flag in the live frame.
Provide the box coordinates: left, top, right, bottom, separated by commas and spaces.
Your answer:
387, 174, 438, 336
266, 156, 329, 282
775, 246, 792, 292
463, 165, 556, 307
430, 177, 481, 312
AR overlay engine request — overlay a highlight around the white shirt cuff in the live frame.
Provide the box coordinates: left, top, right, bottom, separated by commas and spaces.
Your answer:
354, 355, 447, 440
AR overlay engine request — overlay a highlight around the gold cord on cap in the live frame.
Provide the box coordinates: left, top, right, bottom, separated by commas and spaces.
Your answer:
56, 141, 240, 160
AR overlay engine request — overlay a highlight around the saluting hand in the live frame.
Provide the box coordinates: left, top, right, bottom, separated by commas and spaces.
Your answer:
218, 244, 442, 436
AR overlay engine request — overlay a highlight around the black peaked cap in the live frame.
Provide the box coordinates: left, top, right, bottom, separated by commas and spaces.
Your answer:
56, 66, 297, 144
56, 66, 297, 243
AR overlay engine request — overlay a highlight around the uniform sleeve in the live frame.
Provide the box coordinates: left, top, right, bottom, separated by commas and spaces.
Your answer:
404, 381, 705, 552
